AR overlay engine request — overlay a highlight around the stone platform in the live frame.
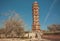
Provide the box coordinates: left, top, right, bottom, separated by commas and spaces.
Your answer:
0, 38, 51, 41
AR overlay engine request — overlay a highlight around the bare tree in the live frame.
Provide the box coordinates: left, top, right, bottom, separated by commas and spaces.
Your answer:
48, 24, 60, 32
4, 12, 25, 38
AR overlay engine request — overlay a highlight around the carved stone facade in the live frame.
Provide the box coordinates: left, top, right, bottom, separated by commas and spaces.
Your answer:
32, 1, 40, 32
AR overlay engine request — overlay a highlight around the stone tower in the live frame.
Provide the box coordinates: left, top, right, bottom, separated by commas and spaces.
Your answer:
32, 1, 40, 32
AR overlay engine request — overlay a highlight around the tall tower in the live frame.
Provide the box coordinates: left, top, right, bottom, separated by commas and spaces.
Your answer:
32, 1, 40, 32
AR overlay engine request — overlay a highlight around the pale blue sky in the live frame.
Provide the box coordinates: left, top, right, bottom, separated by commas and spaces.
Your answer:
0, 0, 60, 30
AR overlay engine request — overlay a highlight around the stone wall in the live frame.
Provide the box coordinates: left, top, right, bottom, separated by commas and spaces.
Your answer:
42, 34, 60, 40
